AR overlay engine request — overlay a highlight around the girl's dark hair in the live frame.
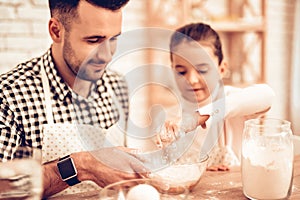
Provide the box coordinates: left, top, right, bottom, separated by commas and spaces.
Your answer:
170, 22, 223, 65
48, 0, 129, 28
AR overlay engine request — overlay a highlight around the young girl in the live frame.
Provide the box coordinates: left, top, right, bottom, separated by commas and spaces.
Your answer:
156, 22, 275, 171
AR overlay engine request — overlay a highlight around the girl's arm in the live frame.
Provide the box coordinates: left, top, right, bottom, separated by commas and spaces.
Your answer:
197, 84, 275, 120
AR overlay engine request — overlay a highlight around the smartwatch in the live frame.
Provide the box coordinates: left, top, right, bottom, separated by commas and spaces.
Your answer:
57, 155, 81, 186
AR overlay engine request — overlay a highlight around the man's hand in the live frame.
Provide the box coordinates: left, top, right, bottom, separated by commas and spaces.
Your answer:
74, 147, 149, 188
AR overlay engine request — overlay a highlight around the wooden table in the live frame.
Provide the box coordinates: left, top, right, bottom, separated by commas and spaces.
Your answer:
188, 155, 300, 199
50, 155, 300, 199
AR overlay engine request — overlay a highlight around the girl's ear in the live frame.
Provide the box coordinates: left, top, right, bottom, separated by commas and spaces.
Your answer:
48, 18, 63, 43
218, 60, 228, 78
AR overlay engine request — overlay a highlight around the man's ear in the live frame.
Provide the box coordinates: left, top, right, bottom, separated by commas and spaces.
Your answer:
48, 18, 63, 43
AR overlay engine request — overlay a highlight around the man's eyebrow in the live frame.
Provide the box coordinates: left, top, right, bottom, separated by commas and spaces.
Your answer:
83, 35, 106, 40
113, 32, 121, 37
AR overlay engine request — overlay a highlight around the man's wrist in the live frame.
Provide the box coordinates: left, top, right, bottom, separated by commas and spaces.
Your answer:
57, 155, 81, 186
70, 152, 93, 182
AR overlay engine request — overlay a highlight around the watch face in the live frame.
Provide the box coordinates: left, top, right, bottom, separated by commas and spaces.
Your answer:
58, 158, 77, 180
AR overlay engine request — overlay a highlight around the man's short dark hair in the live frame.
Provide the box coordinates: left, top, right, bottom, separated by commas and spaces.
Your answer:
48, 0, 129, 28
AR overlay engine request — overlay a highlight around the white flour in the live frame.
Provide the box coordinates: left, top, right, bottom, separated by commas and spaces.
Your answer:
155, 164, 202, 185
242, 141, 293, 199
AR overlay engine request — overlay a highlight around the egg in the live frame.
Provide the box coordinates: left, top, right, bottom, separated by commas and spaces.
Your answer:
126, 184, 160, 200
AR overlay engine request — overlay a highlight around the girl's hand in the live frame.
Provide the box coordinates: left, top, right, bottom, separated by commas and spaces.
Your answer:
206, 164, 230, 171
156, 120, 179, 148
156, 113, 210, 148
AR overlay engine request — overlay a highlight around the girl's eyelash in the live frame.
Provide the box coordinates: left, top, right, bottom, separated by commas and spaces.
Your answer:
176, 71, 186, 75
198, 69, 208, 74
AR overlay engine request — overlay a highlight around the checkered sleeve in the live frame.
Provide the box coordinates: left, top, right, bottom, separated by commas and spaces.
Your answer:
0, 60, 43, 162
0, 97, 22, 161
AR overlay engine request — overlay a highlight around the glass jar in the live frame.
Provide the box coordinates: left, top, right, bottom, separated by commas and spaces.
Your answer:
0, 148, 42, 200
241, 118, 294, 200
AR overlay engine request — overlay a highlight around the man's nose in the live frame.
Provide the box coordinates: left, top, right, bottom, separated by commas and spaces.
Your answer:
96, 40, 113, 63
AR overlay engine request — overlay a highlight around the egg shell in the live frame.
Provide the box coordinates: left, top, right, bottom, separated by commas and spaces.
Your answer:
126, 184, 160, 200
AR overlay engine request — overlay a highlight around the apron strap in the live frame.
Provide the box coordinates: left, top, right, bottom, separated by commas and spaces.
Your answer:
40, 63, 54, 124
106, 84, 127, 146
40, 63, 127, 145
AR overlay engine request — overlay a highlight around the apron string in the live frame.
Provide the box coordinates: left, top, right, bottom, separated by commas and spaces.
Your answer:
40, 63, 127, 145
40, 63, 55, 124
106, 84, 127, 146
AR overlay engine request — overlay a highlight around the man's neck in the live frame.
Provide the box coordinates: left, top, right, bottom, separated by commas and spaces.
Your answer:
72, 79, 93, 98
51, 46, 93, 98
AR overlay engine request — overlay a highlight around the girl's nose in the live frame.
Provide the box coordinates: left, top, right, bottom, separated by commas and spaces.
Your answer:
187, 70, 204, 85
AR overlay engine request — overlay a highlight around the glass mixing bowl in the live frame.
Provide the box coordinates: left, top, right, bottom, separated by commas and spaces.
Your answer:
99, 155, 208, 199
149, 154, 209, 195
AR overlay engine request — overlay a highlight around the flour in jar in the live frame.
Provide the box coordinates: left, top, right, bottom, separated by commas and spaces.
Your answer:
242, 141, 294, 199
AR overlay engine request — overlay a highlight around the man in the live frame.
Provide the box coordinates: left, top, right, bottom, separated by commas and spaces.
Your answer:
0, 0, 145, 198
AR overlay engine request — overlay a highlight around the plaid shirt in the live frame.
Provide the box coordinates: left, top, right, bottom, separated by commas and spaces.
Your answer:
0, 49, 129, 161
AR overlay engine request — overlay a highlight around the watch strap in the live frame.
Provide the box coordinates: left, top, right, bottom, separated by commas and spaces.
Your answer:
58, 155, 81, 186
65, 175, 81, 186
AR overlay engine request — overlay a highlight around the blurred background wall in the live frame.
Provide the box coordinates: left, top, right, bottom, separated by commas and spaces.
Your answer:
0, 0, 299, 135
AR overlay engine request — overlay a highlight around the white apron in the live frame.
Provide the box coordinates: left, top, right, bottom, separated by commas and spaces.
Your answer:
40, 65, 126, 196
179, 82, 240, 167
